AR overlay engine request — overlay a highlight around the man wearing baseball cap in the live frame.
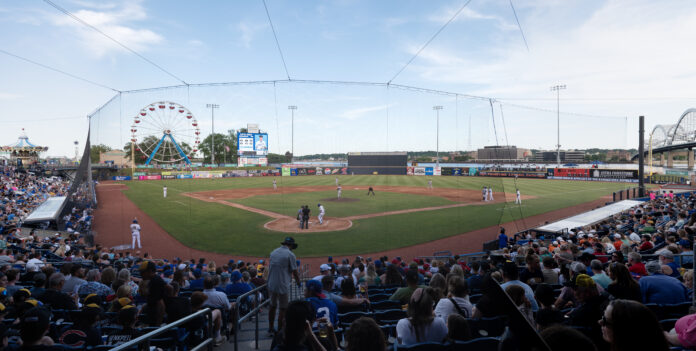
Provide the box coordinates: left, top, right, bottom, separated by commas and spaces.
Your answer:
312, 264, 331, 282
305, 279, 338, 326
267, 236, 301, 336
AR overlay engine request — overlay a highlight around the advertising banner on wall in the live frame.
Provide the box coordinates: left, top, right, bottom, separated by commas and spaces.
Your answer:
425, 167, 434, 176
112, 176, 132, 180
550, 168, 590, 178
469, 168, 479, 176
282, 167, 291, 176
434, 166, 441, 176
479, 171, 547, 179
161, 174, 176, 180
414, 167, 426, 176
176, 174, 193, 179
138, 175, 162, 180
407, 167, 414, 175
589, 169, 638, 181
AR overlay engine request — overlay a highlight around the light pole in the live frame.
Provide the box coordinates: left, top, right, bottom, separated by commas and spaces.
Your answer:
433, 106, 443, 167
73, 140, 79, 163
550, 85, 566, 167
206, 104, 219, 165
288, 105, 297, 162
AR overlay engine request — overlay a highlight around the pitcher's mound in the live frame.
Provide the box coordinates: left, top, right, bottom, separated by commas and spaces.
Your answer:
321, 197, 359, 202
264, 217, 352, 233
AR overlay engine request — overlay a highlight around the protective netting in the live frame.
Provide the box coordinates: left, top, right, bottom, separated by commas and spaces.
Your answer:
86, 81, 633, 256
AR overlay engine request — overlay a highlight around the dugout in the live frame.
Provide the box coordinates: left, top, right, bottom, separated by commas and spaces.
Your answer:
347, 152, 407, 175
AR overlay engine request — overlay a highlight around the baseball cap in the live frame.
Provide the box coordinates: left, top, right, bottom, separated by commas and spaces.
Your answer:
177, 263, 187, 271
231, 271, 242, 282
319, 264, 330, 272
656, 249, 674, 259
573, 274, 596, 288
132, 219, 138, 223
305, 280, 325, 298
614, 233, 622, 239
281, 237, 298, 249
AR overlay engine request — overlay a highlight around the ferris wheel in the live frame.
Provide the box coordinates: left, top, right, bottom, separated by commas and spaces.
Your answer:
130, 101, 200, 165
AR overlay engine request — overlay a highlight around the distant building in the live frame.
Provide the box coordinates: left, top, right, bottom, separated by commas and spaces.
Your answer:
531, 150, 585, 163
476, 146, 529, 161
100, 150, 133, 167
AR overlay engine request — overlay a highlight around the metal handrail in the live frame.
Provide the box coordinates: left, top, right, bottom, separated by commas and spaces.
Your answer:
233, 283, 271, 351
111, 307, 214, 351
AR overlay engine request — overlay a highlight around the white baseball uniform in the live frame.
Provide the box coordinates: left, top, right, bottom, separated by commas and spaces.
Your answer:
273, 179, 277, 190
163, 186, 167, 198
427, 180, 433, 189
337, 186, 342, 199
130, 222, 141, 249
318, 205, 325, 224
488, 188, 494, 201
335, 178, 338, 186
515, 190, 521, 204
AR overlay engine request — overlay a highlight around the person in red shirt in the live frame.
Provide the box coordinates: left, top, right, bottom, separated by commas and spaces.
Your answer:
638, 234, 654, 252
627, 252, 648, 277
613, 234, 624, 252
593, 243, 608, 263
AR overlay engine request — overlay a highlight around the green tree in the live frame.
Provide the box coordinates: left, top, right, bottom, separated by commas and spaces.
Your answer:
90, 144, 112, 163
199, 132, 236, 164
285, 151, 293, 162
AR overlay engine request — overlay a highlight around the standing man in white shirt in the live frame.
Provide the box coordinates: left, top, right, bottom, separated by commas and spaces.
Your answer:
163, 186, 167, 198
130, 219, 141, 249
515, 188, 521, 204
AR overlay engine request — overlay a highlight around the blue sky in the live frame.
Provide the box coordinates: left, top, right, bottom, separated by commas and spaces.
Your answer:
2, 0, 696, 157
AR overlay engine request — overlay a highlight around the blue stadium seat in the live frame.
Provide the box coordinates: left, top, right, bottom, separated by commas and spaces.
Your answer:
338, 303, 368, 314
467, 316, 508, 338
370, 293, 392, 303
660, 318, 679, 331
371, 300, 402, 311
374, 309, 407, 325
396, 341, 448, 350
451, 337, 501, 351
469, 294, 482, 304
338, 311, 373, 328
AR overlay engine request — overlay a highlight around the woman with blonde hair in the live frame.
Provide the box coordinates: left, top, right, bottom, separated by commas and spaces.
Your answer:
118, 268, 139, 295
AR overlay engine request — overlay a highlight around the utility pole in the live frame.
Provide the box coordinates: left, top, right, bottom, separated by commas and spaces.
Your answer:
550, 85, 566, 167
206, 104, 219, 165
288, 105, 297, 162
433, 106, 443, 167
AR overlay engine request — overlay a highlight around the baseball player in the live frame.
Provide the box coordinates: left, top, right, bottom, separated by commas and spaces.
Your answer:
427, 179, 433, 190
515, 188, 521, 204
163, 186, 167, 198
367, 186, 375, 196
335, 177, 339, 186
337, 185, 342, 199
318, 203, 325, 224
297, 206, 304, 229
488, 187, 494, 201
130, 219, 141, 249
273, 179, 277, 191
482, 187, 487, 201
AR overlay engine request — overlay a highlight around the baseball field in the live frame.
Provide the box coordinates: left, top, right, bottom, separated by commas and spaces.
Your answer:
96, 175, 632, 257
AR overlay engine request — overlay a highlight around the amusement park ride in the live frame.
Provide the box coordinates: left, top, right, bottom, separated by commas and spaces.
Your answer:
130, 101, 200, 165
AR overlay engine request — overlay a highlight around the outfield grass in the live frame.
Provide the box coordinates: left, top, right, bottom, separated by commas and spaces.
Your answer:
120, 175, 634, 257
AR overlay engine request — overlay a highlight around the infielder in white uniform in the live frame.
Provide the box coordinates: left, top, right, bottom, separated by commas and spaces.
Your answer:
130, 219, 141, 249
163, 186, 167, 198
488, 187, 494, 201
317, 203, 325, 224
335, 177, 339, 186
337, 185, 342, 199
482, 187, 487, 201
515, 189, 521, 204
427, 179, 433, 190
273, 179, 277, 191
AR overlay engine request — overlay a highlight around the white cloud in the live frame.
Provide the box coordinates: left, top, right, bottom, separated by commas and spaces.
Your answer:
0, 93, 22, 100
237, 22, 268, 48
340, 104, 391, 120
49, 0, 163, 57
428, 4, 517, 31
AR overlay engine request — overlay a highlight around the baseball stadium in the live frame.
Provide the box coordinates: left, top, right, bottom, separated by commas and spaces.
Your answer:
2, 1, 696, 351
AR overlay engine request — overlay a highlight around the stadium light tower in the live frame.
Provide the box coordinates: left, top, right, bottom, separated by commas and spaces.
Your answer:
550, 85, 566, 167
288, 105, 297, 162
433, 106, 443, 167
206, 104, 219, 164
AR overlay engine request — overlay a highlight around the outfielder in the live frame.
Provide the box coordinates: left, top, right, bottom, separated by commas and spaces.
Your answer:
337, 185, 342, 199
335, 177, 339, 186
273, 179, 277, 191
427, 179, 433, 190
317, 203, 325, 224
163, 186, 167, 198
130, 219, 141, 249
515, 188, 521, 204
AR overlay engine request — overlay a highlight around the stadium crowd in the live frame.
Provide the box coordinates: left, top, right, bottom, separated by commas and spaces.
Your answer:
2, 166, 696, 350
